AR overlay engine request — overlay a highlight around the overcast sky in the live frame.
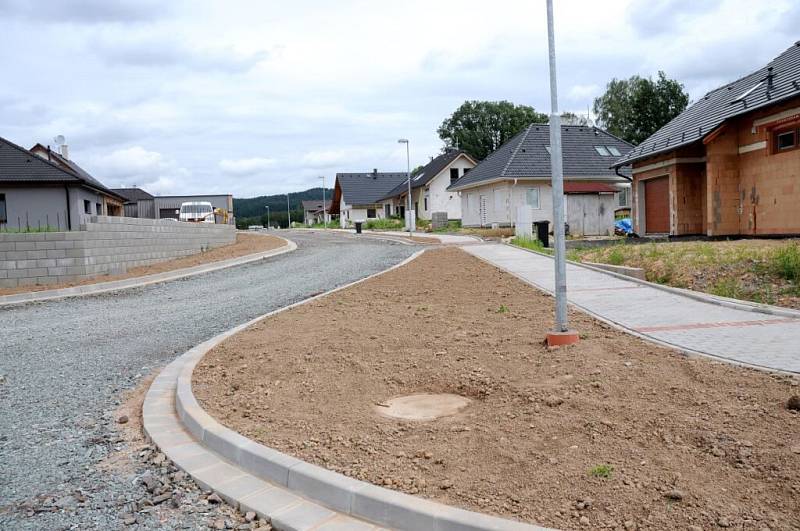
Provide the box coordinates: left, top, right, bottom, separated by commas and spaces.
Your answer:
1, 0, 798, 198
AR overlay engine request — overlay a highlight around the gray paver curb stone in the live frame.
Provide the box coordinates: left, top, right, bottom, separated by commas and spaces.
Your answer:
0, 234, 297, 306
146, 247, 552, 531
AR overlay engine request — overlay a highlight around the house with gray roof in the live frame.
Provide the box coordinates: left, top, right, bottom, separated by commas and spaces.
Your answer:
447, 124, 632, 235
379, 149, 477, 221
0, 137, 125, 231
301, 199, 332, 225
329, 170, 407, 227
612, 41, 800, 237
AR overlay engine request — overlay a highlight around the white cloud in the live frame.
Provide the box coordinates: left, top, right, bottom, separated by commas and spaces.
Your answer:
86, 146, 188, 193
219, 157, 276, 176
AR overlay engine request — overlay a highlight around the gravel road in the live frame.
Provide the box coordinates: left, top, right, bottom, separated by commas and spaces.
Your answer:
0, 230, 419, 530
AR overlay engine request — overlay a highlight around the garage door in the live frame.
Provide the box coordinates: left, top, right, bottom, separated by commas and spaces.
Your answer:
644, 177, 669, 234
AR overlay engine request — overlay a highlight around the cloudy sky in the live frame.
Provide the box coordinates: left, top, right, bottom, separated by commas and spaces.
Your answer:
1, 0, 797, 198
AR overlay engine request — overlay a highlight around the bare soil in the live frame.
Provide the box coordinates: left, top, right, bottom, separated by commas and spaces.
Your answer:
194, 248, 800, 530
0, 232, 285, 296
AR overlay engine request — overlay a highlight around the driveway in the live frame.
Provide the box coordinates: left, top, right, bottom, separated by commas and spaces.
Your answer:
0, 230, 419, 530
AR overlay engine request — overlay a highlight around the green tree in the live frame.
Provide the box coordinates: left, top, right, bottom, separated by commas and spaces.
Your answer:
593, 71, 689, 145
438, 100, 548, 160
560, 111, 592, 126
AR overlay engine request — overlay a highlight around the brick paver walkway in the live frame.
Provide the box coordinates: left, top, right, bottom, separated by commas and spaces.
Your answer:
463, 243, 800, 374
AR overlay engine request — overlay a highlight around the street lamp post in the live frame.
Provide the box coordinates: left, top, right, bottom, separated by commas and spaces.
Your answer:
320, 176, 327, 228
545, 0, 578, 347
264, 205, 270, 229
286, 193, 291, 228
397, 139, 412, 236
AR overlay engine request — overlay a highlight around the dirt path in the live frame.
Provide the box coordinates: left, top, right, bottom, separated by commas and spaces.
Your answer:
0, 232, 285, 296
194, 247, 800, 531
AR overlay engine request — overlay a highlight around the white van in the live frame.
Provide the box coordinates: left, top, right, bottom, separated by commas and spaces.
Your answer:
179, 201, 215, 223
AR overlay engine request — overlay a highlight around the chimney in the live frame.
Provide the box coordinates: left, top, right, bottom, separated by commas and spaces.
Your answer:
60, 144, 69, 160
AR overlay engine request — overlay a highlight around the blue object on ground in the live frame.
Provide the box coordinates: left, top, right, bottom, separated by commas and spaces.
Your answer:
615, 218, 633, 235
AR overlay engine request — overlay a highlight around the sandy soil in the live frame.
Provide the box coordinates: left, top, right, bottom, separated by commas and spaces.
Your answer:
194, 248, 800, 530
0, 233, 285, 296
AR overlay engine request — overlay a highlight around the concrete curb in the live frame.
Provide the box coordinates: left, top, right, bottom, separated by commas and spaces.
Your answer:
146, 248, 552, 531
0, 235, 297, 307
504, 242, 800, 319
479, 243, 799, 376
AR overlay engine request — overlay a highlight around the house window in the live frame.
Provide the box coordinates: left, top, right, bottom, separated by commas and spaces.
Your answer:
606, 146, 621, 156
594, 146, 611, 156
618, 187, 630, 207
775, 129, 797, 152
96, 203, 102, 215
526, 187, 540, 209
463, 167, 470, 174
0, 193, 6, 223
424, 197, 428, 211
385, 204, 391, 217
450, 168, 459, 184
366, 208, 376, 218
84, 200, 92, 214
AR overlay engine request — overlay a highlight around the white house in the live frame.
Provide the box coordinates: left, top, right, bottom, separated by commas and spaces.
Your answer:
379, 149, 477, 221
330, 170, 407, 227
447, 124, 633, 236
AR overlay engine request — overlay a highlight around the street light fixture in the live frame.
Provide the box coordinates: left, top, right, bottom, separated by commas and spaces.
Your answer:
264, 205, 270, 229
397, 139, 413, 236
545, 0, 578, 347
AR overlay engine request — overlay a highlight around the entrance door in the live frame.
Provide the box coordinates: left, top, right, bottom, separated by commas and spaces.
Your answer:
644, 177, 669, 234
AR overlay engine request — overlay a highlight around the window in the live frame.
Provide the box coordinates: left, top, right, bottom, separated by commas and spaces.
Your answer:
84, 200, 91, 214
385, 204, 391, 217
526, 187, 540, 209
96, 203, 102, 215
366, 208, 376, 218
450, 168, 459, 183
606, 145, 621, 156
0, 193, 6, 223
594, 145, 611, 156
463, 167, 470, 174
424, 197, 428, 211
775, 129, 797, 151
618, 187, 630, 207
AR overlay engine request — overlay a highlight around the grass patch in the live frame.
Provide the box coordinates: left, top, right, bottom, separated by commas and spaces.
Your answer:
365, 218, 405, 230
496, 304, 509, 313
709, 278, 743, 299
310, 221, 339, 229
771, 244, 800, 281
433, 220, 462, 233
0, 225, 60, 233
589, 464, 613, 478
510, 236, 553, 255
606, 247, 626, 266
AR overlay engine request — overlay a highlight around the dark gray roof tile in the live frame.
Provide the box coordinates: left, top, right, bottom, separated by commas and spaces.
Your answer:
335, 172, 408, 205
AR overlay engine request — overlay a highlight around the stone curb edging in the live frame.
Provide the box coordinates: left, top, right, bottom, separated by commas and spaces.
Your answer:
483, 243, 799, 376
146, 248, 552, 531
0, 235, 297, 307
504, 242, 800, 319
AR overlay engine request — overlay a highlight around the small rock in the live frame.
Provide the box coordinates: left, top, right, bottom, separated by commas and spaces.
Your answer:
211, 518, 226, 530
122, 514, 136, 526
117, 415, 129, 424
624, 521, 636, 530
579, 515, 590, 525
790, 445, 800, 455
245, 511, 256, 522
787, 395, 800, 411
688, 526, 702, 531
152, 453, 166, 465
718, 516, 731, 528
440, 480, 453, 490
207, 492, 223, 504
665, 489, 684, 501
545, 395, 564, 407
152, 493, 172, 505
711, 447, 725, 457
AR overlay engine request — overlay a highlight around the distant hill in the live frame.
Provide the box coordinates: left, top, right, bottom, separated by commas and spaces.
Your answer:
233, 187, 333, 227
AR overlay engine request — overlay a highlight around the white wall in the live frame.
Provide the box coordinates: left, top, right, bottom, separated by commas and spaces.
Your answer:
460, 181, 552, 227
416, 155, 475, 220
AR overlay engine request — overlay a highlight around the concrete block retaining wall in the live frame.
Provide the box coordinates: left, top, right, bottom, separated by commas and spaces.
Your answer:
0, 216, 235, 289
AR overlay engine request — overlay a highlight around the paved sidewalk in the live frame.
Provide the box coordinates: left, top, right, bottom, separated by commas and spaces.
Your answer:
463, 243, 800, 374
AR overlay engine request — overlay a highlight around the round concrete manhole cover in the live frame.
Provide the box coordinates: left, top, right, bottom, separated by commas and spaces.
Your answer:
375, 393, 471, 421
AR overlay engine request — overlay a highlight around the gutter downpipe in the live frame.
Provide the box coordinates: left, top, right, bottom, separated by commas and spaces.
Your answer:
64, 185, 72, 231
614, 165, 632, 182
511, 178, 518, 228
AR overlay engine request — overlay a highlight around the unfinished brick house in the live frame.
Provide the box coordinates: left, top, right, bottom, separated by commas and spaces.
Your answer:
613, 42, 800, 236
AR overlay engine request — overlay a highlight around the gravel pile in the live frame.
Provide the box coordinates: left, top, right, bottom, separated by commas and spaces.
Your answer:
0, 231, 417, 529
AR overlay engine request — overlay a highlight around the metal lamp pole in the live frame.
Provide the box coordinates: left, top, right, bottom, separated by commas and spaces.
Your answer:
320, 176, 326, 228
264, 205, 270, 229
286, 193, 291, 228
397, 139, 412, 236
545, 0, 577, 345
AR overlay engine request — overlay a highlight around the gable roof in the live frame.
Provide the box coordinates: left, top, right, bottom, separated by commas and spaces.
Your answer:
448, 124, 633, 191
380, 150, 476, 201
614, 41, 800, 167
112, 187, 155, 203
0, 137, 84, 184
333, 172, 407, 206
301, 199, 331, 212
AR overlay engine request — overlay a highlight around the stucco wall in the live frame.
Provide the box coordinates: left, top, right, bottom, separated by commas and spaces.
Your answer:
1, 186, 70, 232
0, 216, 235, 289
460, 181, 551, 227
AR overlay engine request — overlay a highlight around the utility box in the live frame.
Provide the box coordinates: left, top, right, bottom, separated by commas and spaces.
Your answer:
431, 211, 448, 230
515, 206, 533, 239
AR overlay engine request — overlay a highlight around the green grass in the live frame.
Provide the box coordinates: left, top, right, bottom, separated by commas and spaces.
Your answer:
589, 464, 614, 478
606, 247, 626, 266
771, 243, 800, 281
310, 220, 339, 229
364, 218, 405, 230
433, 220, 462, 233
510, 236, 553, 254
709, 278, 743, 299
496, 304, 509, 313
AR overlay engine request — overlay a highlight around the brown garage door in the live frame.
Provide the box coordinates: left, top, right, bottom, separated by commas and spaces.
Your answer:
644, 177, 669, 234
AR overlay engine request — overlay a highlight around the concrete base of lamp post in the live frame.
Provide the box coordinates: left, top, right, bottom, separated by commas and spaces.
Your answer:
546, 329, 580, 347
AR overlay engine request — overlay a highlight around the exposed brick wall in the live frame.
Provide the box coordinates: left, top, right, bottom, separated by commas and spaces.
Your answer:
0, 216, 235, 289
705, 128, 741, 236
674, 164, 705, 235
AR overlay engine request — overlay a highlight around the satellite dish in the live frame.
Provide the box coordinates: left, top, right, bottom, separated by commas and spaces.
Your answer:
53, 135, 65, 146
